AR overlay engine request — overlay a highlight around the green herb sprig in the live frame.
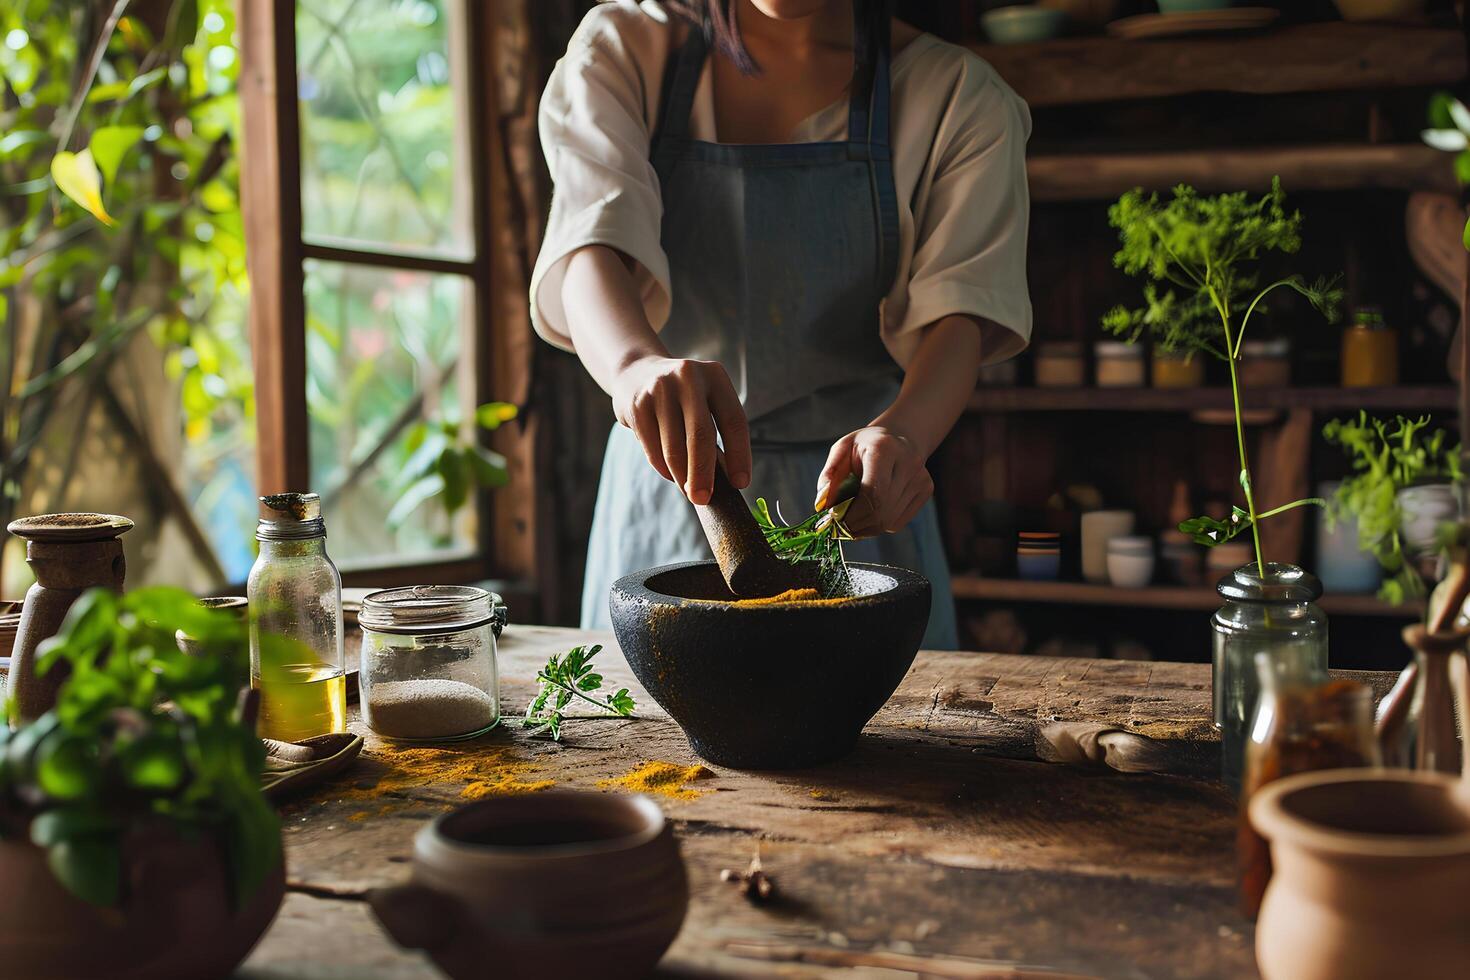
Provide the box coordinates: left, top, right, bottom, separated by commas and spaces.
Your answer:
751, 490, 855, 598
1104, 178, 1342, 574
523, 645, 635, 741
0, 587, 280, 907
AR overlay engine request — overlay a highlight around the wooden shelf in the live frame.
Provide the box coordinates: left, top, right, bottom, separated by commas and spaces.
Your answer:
1028, 143, 1455, 202
971, 23, 1466, 109
966, 385, 1457, 415
950, 575, 1414, 618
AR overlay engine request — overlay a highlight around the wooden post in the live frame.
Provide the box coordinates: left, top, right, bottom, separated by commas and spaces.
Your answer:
237, 0, 309, 494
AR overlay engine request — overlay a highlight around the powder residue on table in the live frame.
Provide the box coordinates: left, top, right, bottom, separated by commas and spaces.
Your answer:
330, 744, 553, 805
598, 761, 712, 801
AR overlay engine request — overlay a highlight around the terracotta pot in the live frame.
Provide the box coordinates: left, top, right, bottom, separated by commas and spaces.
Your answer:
0, 829, 284, 979
1250, 768, 1470, 980
6, 514, 132, 723
369, 791, 687, 979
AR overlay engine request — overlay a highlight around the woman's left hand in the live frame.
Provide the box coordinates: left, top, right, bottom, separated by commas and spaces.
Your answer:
815, 426, 933, 538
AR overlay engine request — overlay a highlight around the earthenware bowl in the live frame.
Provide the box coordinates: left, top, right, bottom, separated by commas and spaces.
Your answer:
1250, 768, 1470, 980
609, 560, 930, 769
369, 792, 687, 980
0, 831, 283, 979
981, 5, 1067, 43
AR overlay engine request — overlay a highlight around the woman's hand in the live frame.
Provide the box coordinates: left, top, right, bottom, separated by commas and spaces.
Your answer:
815, 426, 932, 538
612, 355, 752, 505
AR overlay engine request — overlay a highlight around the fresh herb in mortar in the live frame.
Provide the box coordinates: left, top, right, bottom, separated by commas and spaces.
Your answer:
1104, 179, 1342, 573
523, 644, 636, 741
752, 473, 858, 597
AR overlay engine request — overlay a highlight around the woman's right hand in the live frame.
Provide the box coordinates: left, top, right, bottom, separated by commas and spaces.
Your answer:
611, 355, 751, 506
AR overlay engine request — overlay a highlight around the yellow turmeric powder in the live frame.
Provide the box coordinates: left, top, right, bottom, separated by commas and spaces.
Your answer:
685, 587, 854, 607
327, 744, 554, 804
598, 761, 711, 801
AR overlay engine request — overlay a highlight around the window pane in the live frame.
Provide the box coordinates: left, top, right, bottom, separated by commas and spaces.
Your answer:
304, 259, 476, 565
296, 0, 467, 255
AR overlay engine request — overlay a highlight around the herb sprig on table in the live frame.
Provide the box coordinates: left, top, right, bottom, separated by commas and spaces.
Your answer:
523, 645, 636, 741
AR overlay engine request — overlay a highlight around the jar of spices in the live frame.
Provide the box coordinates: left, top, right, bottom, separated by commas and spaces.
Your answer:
1237, 658, 1379, 918
1094, 341, 1145, 388
359, 585, 504, 741
248, 493, 347, 743
1034, 341, 1085, 387
1238, 338, 1291, 388
1211, 563, 1328, 791
1151, 349, 1204, 389
1340, 306, 1398, 387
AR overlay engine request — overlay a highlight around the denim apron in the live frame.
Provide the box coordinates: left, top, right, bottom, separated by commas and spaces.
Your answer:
581, 8, 958, 649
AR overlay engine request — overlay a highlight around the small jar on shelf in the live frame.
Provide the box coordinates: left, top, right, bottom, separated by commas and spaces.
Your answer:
1034, 341, 1085, 387
1340, 306, 1398, 387
1094, 341, 1145, 388
1151, 349, 1204, 389
1238, 338, 1291, 387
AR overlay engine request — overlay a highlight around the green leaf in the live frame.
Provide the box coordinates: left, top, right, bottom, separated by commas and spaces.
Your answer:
467, 446, 509, 489
36, 734, 98, 800
437, 448, 468, 513
50, 150, 115, 226
1429, 91, 1458, 130
1462, 215, 1470, 252
475, 402, 517, 430
89, 126, 146, 186
47, 838, 121, 906
30, 808, 116, 847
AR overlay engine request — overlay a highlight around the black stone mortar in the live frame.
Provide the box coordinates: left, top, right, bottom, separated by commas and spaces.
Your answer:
609, 560, 930, 769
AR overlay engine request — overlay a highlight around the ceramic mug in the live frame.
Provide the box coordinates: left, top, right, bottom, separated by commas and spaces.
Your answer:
369, 791, 688, 980
1080, 510, 1134, 584
1250, 768, 1470, 980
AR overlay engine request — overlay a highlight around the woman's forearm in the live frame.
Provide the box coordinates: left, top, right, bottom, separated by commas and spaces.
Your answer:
871, 315, 986, 458
562, 244, 669, 395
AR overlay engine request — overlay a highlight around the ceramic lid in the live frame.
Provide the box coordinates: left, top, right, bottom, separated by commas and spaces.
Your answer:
6, 513, 133, 543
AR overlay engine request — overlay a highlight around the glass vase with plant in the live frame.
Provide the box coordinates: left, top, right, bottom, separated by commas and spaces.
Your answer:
1324, 413, 1463, 605
1103, 178, 1343, 574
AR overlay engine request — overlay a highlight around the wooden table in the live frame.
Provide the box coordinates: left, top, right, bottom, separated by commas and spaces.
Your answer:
241, 626, 1389, 980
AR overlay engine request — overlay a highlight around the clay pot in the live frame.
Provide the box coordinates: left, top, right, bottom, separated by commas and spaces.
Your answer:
6, 513, 132, 723
1250, 768, 1470, 980
369, 792, 687, 979
0, 829, 284, 979
610, 560, 930, 768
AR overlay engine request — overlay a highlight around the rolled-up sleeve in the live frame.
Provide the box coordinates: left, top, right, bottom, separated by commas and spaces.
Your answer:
885, 68, 1032, 368
530, 7, 671, 351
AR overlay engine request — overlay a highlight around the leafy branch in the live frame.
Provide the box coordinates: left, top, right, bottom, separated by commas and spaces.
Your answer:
522, 645, 635, 741
751, 476, 856, 598
1103, 179, 1342, 574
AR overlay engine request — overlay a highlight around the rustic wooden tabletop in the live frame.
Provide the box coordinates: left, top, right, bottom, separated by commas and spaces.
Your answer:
239, 625, 1392, 980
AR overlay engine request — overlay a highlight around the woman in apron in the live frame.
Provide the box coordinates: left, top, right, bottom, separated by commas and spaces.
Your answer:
531, 0, 1032, 649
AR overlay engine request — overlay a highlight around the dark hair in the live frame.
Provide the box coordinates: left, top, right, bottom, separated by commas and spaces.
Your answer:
665, 0, 891, 75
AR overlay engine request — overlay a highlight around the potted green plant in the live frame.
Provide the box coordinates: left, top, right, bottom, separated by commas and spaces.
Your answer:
1102, 179, 1342, 786
1324, 413, 1462, 605
0, 587, 283, 978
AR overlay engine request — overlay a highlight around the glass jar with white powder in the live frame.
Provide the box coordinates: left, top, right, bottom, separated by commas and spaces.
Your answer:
359, 586, 504, 741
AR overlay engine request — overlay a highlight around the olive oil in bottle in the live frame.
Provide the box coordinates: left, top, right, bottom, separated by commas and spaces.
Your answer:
247, 493, 347, 742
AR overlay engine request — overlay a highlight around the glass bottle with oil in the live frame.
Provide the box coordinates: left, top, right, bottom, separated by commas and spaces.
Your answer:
248, 492, 347, 742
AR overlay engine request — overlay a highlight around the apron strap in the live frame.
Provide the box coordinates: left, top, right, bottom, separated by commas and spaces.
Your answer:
651, 24, 707, 179
851, 2, 899, 293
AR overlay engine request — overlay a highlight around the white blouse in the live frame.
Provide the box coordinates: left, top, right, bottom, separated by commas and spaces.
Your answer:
530, 0, 1033, 368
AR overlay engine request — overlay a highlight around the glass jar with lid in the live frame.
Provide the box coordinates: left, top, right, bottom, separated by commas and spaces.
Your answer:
1212, 563, 1328, 791
359, 585, 504, 741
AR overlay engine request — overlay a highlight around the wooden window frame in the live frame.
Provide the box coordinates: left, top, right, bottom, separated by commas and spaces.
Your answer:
237, 0, 510, 585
